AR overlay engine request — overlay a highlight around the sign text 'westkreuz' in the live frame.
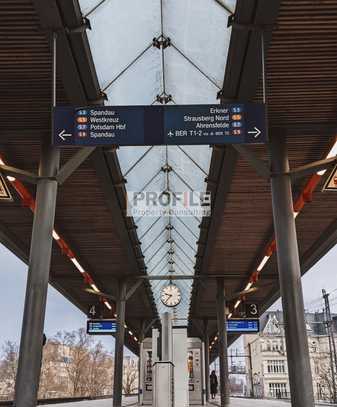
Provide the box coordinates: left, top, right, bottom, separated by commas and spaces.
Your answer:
53, 104, 266, 147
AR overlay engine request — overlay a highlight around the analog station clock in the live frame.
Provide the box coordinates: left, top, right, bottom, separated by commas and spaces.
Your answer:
161, 284, 182, 307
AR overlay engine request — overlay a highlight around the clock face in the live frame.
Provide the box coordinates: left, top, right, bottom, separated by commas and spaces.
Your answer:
161, 284, 182, 307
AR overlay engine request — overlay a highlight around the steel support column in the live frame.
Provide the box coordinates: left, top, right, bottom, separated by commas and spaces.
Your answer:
14, 143, 60, 407
161, 312, 173, 361
203, 319, 210, 403
216, 278, 230, 406
269, 134, 314, 407
113, 281, 127, 407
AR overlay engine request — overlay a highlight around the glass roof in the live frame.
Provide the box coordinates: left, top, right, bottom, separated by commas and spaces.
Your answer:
79, 0, 236, 325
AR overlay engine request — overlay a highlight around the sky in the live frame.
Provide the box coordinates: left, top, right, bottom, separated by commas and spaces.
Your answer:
0, 243, 117, 355
0, 240, 337, 357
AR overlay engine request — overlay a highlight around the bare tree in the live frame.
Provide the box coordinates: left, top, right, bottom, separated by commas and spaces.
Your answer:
39, 341, 68, 399
87, 342, 113, 397
123, 358, 138, 395
0, 331, 113, 400
0, 341, 18, 400
54, 328, 92, 397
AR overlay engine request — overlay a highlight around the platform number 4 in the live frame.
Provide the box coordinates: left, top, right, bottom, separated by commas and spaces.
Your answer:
87, 304, 102, 319
245, 303, 259, 318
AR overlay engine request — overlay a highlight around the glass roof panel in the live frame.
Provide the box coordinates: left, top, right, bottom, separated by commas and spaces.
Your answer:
171, 229, 196, 258
177, 146, 213, 175
168, 146, 209, 192
79, 0, 236, 324
163, 0, 232, 86
118, 146, 153, 176
217, 0, 237, 13
164, 46, 219, 104
79, 0, 103, 16
123, 146, 166, 191
105, 47, 162, 106
143, 225, 167, 259
82, 0, 161, 90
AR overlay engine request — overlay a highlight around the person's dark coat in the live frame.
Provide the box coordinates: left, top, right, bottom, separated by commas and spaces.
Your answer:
210, 373, 218, 395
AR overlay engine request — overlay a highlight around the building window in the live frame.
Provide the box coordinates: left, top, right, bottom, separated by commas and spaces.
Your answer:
314, 360, 320, 375
267, 360, 286, 374
269, 383, 287, 398
272, 341, 279, 351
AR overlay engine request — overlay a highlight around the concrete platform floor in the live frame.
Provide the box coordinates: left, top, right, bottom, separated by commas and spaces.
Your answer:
44, 397, 335, 407
44, 396, 138, 407
210, 398, 334, 407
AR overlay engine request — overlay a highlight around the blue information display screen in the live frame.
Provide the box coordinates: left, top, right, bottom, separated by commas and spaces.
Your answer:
87, 319, 117, 335
227, 319, 260, 333
53, 104, 266, 147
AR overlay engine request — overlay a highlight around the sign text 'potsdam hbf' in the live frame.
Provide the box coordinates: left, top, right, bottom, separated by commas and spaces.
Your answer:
53, 104, 266, 147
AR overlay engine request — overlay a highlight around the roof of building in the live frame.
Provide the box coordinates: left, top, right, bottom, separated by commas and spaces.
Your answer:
259, 311, 337, 337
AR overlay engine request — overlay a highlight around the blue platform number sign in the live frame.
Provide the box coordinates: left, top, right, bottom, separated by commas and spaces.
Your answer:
227, 319, 260, 334
87, 319, 117, 335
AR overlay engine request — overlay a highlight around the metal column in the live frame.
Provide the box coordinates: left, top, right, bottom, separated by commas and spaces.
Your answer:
161, 312, 173, 361
113, 281, 127, 407
203, 319, 210, 403
14, 144, 60, 407
216, 278, 230, 406
269, 134, 314, 407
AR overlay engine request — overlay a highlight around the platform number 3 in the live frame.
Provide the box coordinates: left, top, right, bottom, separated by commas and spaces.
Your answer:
246, 303, 259, 318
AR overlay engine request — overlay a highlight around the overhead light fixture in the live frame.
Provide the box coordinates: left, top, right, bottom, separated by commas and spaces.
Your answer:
234, 300, 241, 309
294, 212, 299, 219
228, 313, 233, 319
257, 255, 270, 272
91, 284, 99, 293
70, 258, 85, 274
318, 140, 337, 175
52, 230, 60, 240
134, 337, 138, 342
6, 176, 16, 182
245, 282, 253, 291
128, 330, 133, 336
104, 301, 112, 310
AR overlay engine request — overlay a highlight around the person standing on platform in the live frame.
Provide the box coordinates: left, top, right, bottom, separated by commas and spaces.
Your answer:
210, 370, 218, 400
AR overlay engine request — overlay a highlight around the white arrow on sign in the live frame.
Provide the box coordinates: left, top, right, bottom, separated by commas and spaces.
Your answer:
58, 129, 72, 141
248, 127, 261, 139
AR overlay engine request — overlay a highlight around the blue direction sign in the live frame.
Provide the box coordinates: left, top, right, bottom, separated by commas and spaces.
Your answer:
53, 104, 266, 146
227, 319, 260, 334
87, 319, 117, 335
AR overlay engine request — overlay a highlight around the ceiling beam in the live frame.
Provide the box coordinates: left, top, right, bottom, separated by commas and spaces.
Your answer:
92, 149, 158, 319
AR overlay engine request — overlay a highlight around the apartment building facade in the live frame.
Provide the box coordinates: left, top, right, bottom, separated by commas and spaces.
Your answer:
244, 311, 337, 401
